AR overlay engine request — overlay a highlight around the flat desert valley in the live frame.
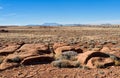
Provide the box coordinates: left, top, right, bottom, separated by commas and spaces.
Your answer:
0, 26, 120, 78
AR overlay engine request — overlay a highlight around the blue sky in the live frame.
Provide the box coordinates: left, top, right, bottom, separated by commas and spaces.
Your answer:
0, 0, 120, 25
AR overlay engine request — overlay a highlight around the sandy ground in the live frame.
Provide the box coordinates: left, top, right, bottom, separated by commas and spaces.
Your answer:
0, 26, 120, 78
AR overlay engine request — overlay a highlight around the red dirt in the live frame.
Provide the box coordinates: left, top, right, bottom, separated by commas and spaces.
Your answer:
0, 26, 120, 78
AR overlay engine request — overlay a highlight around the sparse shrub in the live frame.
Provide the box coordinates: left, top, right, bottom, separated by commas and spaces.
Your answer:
89, 44, 95, 48
79, 65, 83, 68
51, 60, 71, 68
68, 40, 77, 45
96, 64, 105, 68
100, 41, 107, 45
114, 60, 120, 66
0, 29, 8, 33
8, 56, 21, 63
88, 40, 95, 45
81, 66, 90, 70
108, 54, 118, 60
98, 70, 105, 75
71, 61, 81, 67
88, 48, 92, 51
111, 40, 118, 45
52, 60, 81, 68
107, 53, 120, 66
56, 51, 78, 61
95, 45, 103, 49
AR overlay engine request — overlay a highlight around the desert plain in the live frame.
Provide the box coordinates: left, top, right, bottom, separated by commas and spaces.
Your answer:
0, 26, 120, 78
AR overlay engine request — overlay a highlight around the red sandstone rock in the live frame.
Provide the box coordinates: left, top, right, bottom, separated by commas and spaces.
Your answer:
53, 42, 68, 50
54, 46, 83, 54
16, 44, 50, 54
77, 51, 110, 65
0, 62, 19, 70
21, 55, 53, 65
100, 47, 111, 53
0, 45, 21, 55
86, 57, 114, 68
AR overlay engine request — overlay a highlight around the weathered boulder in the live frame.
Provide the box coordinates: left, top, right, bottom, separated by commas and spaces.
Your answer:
0, 43, 53, 70
54, 46, 83, 54
86, 57, 114, 68
0, 62, 19, 70
53, 42, 68, 50
4, 49, 39, 62
0, 45, 21, 55
100, 47, 111, 53
21, 55, 54, 65
16, 44, 50, 54
77, 51, 110, 65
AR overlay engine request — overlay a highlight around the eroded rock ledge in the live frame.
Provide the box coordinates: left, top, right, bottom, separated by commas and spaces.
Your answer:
0, 42, 120, 70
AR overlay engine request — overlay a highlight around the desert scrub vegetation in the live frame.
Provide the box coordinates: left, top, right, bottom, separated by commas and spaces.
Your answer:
99, 40, 108, 45
52, 51, 81, 68
96, 64, 106, 68
114, 60, 120, 66
51, 60, 81, 68
7, 56, 22, 63
111, 40, 118, 45
79, 65, 90, 70
95, 45, 103, 49
55, 51, 78, 61
51, 60, 72, 68
108, 53, 120, 66
88, 40, 95, 45
0, 29, 9, 33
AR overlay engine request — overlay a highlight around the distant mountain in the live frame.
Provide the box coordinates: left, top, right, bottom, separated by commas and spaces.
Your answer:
101, 23, 112, 26
26, 24, 41, 26
64, 24, 83, 26
26, 23, 113, 27
42, 23, 62, 26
